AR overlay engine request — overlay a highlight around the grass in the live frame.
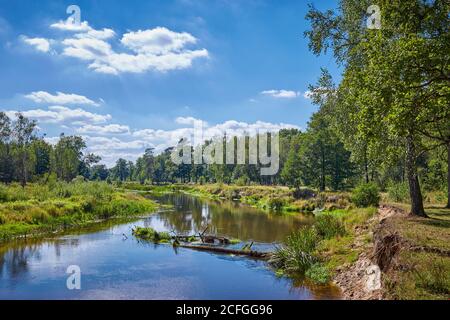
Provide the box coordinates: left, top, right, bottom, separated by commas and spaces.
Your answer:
132, 227, 172, 243
177, 184, 353, 214
270, 207, 375, 284
0, 182, 158, 241
270, 227, 319, 274
380, 203, 450, 300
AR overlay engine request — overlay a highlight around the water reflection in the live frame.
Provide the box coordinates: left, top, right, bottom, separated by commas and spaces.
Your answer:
151, 193, 314, 243
0, 193, 340, 300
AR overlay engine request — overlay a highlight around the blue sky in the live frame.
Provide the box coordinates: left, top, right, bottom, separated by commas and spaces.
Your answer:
0, 0, 340, 166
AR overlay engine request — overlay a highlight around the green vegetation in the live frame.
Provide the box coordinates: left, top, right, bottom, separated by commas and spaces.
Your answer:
351, 183, 380, 208
271, 207, 376, 284
0, 181, 158, 241
270, 227, 319, 274
382, 206, 450, 300
132, 227, 172, 243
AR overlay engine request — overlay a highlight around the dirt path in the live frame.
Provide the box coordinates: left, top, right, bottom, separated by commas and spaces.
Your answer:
333, 205, 406, 300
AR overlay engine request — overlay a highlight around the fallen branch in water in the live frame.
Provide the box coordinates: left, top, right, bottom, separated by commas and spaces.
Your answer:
177, 243, 270, 259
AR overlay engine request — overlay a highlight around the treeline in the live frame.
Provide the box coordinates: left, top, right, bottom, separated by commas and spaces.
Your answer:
0, 112, 104, 185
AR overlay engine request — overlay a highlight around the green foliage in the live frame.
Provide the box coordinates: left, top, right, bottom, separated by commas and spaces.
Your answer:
0, 182, 157, 241
414, 257, 450, 295
270, 227, 319, 274
267, 198, 284, 212
305, 263, 330, 284
314, 214, 346, 239
132, 227, 172, 243
387, 181, 410, 203
351, 183, 380, 207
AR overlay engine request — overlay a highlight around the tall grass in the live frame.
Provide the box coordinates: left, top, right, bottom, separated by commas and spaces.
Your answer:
270, 227, 319, 273
0, 182, 157, 241
314, 214, 346, 239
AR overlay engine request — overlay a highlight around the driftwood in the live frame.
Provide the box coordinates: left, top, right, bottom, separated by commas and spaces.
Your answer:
177, 243, 270, 259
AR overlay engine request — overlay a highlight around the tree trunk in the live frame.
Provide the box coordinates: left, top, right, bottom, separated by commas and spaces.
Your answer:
446, 143, 450, 209
405, 136, 427, 217
320, 146, 325, 191
364, 149, 369, 183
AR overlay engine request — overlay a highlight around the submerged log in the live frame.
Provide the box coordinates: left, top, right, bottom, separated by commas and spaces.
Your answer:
178, 243, 270, 259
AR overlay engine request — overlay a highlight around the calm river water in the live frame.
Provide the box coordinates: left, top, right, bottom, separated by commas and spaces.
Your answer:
0, 193, 341, 300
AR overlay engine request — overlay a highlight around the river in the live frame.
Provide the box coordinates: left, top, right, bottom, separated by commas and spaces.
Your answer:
0, 193, 341, 299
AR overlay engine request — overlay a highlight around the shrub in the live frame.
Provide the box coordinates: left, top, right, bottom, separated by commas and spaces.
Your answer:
387, 181, 410, 203
0, 185, 9, 202
305, 263, 330, 284
270, 227, 319, 273
268, 198, 284, 211
314, 214, 346, 239
132, 227, 172, 243
351, 183, 380, 207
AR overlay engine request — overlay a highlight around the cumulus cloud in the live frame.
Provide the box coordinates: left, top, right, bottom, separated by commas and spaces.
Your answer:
121, 27, 197, 54
50, 20, 92, 32
76, 124, 130, 135
133, 117, 299, 150
22, 37, 50, 52
25, 91, 101, 107
261, 90, 300, 99
25, 18, 208, 75
41, 117, 300, 167
5, 106, 111, 124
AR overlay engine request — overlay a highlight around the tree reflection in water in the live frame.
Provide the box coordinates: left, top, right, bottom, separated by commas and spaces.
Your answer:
151, 193, 314, 243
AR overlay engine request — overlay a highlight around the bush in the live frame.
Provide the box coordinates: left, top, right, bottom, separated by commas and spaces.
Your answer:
268, 198, 284, 211
351, 183, 380, 207
132, 227, 172, 243
270, 227, 319, 273
387, 181, 410, 203
314, 214, 346, 239
305, 263, 330, 284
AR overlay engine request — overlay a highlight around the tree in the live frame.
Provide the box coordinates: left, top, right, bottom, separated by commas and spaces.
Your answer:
0, 112, 14, 183
281, 135, 303, 191
111, 158, 129, 181
31, 138, 52, 176
90, 164, 109, 181
305, 0, 450, 216
53, 135, 86, 181
12, 113, 37, 186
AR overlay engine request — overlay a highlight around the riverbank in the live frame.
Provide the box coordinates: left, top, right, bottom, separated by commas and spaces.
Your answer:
133, 183, 449, 300
333, 204, 450, 300
0, 182, 159, 242
172, 184, 352, 213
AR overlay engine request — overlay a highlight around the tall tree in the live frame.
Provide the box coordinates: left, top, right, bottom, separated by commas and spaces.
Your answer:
12, 113, 36, 186
0, 112, 14, 183
306, 0, 450, 216
53, 135, 86, 181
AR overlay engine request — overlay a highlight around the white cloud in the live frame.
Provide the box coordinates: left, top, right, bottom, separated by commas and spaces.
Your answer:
175, 116, 204, 125
25, 91, 101, 107
6, 106, 111, 124
26, 20, 208, 75
42, 117, 299, 167
22, 37, 50, 52
50, 20, 92, 32
261, 90, 300, 99
76, 124, 130, 135
133, 118, 299, 150
121, 27, 197, 54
